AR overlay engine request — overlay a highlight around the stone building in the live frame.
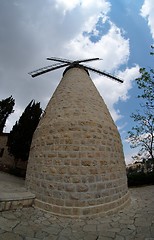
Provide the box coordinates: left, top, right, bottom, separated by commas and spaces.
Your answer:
0, 133, 13, 169
26, 66, 130, 217
0, 133, 27, 173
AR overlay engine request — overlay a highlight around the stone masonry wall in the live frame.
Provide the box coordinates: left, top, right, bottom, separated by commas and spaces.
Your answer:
26, 67, 130, 217
0, 133, 27, 171
0, 133, 13, 168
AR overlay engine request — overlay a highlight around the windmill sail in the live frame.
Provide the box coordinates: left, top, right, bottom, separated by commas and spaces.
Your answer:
85, 65, 123, 83
29, 63, 69, 78
28, 57, 123, 83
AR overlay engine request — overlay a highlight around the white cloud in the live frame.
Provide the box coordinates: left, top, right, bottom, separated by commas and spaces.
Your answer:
124, 150, 137, 165
140, 0, 154, 39
81, 0, 110, 10
116, 65, 140, 101
54, 0, 79, 14
54, 0, 110, 15
0, 0, 140, 132
65, 22, 129, 71
4, 105, 23, 133
62, 13, 138, 123
94, 65, 140, 122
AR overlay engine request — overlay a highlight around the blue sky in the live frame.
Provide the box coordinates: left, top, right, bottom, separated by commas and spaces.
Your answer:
0, 0, 153, 164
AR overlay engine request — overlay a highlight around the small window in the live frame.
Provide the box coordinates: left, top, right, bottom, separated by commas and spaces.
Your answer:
0, 148, 4, 157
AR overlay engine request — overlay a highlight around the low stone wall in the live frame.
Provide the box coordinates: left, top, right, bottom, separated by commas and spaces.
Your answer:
34, 191, 130, 218
0, 198, 34, 212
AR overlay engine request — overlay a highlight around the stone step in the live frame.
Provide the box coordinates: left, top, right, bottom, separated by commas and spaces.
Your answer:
0, 191, 35, 211
0, 192, 35, 211
0, 171, 35, 211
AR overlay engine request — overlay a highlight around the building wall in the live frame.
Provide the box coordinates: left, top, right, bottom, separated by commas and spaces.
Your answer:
0, 133, 14, 168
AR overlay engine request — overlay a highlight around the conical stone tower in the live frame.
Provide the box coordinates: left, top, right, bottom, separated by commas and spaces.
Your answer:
26, 66, 130, 217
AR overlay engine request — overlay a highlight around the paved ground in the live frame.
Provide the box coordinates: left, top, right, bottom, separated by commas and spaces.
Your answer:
0, 172, 154, 240
0, 171, 25, 193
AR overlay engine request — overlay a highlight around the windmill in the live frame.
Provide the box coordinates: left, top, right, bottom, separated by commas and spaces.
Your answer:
28, 57, 123, 83
26, 56, 129, 218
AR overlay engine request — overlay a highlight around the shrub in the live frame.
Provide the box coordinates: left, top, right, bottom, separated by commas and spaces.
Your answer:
127, 172, 154, 187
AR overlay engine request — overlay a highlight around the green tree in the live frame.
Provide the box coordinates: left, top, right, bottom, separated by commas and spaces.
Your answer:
150, 45, 154, 55
127, 49, 154, 161
0, 96, 15, 133
7, 100, 42, 166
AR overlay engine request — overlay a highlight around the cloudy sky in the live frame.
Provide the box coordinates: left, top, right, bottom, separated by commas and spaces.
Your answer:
0, 0, 153, 164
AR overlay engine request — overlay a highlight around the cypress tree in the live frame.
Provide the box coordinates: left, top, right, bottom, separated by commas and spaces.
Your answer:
0, 96, 15, 133
8, 100, 42, 164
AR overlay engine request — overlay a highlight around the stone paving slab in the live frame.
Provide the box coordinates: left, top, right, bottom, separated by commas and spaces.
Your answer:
0, 171, 26, 194
0, 183, 154, 239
